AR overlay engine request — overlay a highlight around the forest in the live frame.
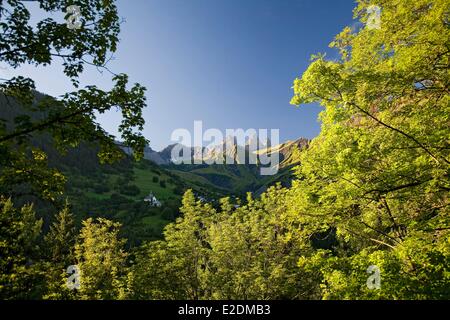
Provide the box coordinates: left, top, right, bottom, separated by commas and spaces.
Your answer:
0, 0, 449, 300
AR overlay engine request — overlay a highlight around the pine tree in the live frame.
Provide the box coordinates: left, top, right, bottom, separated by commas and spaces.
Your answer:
0, 198, 43, 299
43, 202, 77, 300
45, 201, 77, 264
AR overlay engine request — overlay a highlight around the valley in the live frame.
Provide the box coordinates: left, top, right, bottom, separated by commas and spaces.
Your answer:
62, 136, 309, 245
0, 93, 308, 245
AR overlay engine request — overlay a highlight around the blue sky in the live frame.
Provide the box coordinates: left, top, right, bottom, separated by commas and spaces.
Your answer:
3, 0, 357, 150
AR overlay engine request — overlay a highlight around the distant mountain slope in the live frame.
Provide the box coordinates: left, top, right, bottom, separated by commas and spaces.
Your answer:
158, 137, 309, 195
116, 135, 309, 195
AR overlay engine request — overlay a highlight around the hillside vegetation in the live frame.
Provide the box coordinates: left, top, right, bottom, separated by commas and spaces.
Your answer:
0, 0, 448, 300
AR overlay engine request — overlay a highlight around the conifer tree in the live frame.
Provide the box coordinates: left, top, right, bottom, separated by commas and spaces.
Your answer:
43, 202, 77, 300
0, 198, 43, 299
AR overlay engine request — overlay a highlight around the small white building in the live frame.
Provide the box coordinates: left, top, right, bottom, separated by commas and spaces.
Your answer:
144, 192, 162, 207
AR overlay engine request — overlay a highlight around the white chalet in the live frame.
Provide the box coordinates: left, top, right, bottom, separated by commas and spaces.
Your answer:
144, 192, 162, 207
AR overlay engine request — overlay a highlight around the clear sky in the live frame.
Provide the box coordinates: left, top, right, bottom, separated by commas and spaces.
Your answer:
3, 0, 357, 151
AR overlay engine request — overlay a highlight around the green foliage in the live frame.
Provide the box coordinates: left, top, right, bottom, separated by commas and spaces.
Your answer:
130, 187, 311, 299
0, 0, 147, 204
119, 184, 140, 197
74, 218, 129, 300
42, 203, 77, 300
0, 0, 448, 301
318, 232, 450, 299
0, 198, 43, 299
0, 147, 66, 201
288, 0, 450, 299
130, 241, 187, 299
45, 201, 76, 264
128, 0, 449, 300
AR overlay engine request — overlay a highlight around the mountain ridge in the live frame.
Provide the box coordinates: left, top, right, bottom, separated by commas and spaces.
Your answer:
116, 136, 310, 195
117, 136, 309, 170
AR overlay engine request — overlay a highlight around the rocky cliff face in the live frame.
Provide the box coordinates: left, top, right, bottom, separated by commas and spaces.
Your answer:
118, 136, 309, 168
117, 143, 173, 165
